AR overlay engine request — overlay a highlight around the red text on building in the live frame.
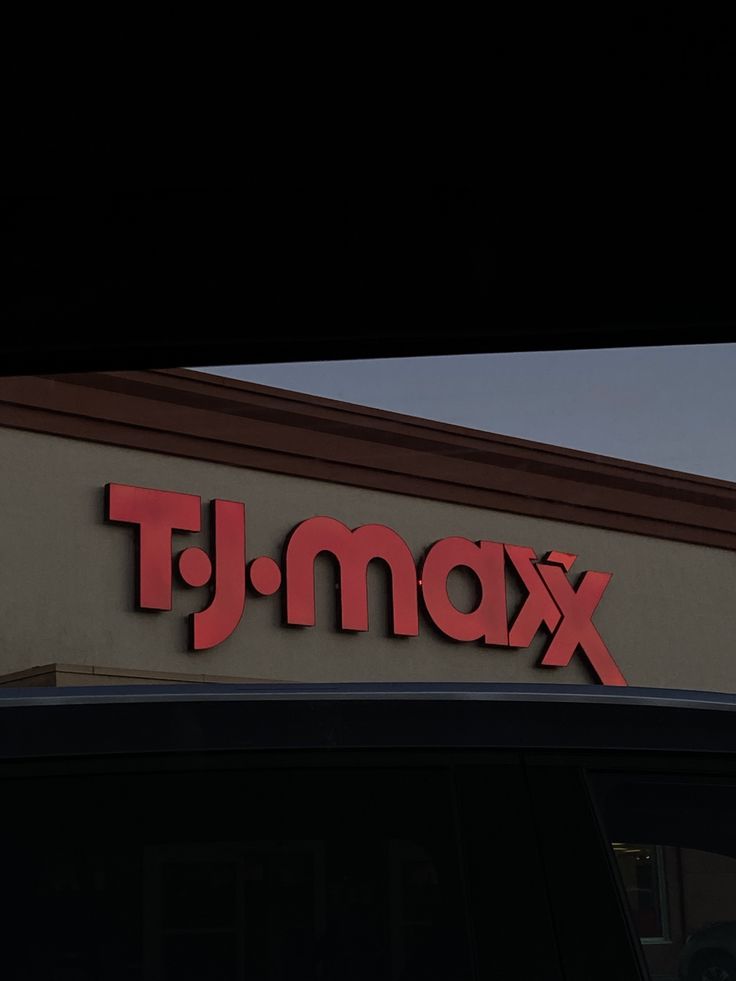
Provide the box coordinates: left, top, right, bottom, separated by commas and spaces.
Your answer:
106, 483, 626, 685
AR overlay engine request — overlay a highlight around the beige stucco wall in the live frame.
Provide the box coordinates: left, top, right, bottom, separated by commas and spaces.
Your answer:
1, 425, 736, 691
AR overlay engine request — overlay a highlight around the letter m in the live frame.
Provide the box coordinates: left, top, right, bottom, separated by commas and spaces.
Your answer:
285, 516, 419, 636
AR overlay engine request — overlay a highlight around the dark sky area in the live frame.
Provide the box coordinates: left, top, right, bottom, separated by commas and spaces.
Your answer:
198, 344, 736, 482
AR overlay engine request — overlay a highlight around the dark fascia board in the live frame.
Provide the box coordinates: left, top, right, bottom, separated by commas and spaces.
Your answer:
0, 367, 735, 550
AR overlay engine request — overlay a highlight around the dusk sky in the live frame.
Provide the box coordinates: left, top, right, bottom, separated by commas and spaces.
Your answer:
197, 343, 736, 482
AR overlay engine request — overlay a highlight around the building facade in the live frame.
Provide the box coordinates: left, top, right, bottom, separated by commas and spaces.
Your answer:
1, 367, 735, 692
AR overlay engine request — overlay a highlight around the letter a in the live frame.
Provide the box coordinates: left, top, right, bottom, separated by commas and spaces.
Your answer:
421, 538, 507, 645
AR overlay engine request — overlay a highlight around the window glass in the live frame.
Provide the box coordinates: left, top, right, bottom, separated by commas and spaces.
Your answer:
2, 762, 477, 981
612, 843, 668, 941
590, 772, 736, 981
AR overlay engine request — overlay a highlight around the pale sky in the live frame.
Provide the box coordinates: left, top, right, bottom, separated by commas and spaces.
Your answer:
195, 343, 736, 482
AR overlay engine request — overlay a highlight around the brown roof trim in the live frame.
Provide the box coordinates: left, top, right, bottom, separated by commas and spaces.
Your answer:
1, 367, 735, 550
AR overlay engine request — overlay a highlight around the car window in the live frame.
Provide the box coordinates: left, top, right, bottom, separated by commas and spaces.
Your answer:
0, 755, 564, 981
4, 762, 476, 980
590, 771, 736, 981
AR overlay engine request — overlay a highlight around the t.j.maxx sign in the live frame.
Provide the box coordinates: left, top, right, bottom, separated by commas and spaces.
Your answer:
106, 483, 626, 686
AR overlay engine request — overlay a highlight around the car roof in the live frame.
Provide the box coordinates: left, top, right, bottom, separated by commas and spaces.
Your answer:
2, 683, 736, 761
2, 681, 736, 708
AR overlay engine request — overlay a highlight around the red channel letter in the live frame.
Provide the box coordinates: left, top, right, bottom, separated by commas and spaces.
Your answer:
106, 483, 201, 610
505, 544, 562, 646
536, 564, 626, 686
191, 500, 246, 650
421, 538, 507, 645
285, 516, 418, 635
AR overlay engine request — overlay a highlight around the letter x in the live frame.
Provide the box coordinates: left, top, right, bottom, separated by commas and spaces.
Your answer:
506, 545, 562, 646
536, 564, 626, 686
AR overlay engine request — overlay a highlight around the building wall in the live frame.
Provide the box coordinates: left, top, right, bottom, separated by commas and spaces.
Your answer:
2, 425, 735, 690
